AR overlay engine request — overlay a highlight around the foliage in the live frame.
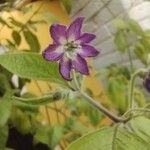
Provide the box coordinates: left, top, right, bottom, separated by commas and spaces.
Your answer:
1, 0, 150, 150
59, 0, 72, 13
0, 52, 67, 86
67, 117, 150, 150
114, 18, 150, 65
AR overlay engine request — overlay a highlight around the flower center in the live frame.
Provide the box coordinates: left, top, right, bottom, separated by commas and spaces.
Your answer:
65, 41, 78, 52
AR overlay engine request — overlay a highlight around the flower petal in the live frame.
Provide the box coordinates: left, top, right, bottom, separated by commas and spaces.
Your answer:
42, 44, 64, 61
72, 54, 89, 75
67, 17, 84, 41
50, 24, 67, 44
78, 44, 99, 58
59, 57, 72, 80
77, 33, 96, 44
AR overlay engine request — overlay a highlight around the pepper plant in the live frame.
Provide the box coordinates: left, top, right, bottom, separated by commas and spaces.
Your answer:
1, 0, 150, 149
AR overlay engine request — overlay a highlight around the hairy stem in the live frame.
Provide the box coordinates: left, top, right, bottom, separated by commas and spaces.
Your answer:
123, 108, 150, 117
128, 69, 148, 110
72, 71, 128, 123
128, 48, 134, 73
79, 91, 128, 123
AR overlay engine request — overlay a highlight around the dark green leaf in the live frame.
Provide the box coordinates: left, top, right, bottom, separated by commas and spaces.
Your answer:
23, 31, 40, 52
0, 52, 67, 86
28, 20, 47, 25
12, 31, 21, 45
0, 18, 11, 28
60, 0, 72, 14
9, 18, 24, 28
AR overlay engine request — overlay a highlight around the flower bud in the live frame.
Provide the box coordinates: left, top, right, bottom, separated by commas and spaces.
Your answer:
143, 73, 150, 92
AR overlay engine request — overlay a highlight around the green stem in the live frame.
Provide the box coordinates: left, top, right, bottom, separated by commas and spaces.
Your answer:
128, 68, 148, 110
72, 70, 80, 90
12, 92, 61, 105
128, 48, 134, 73
79, 91, 128, 123
72, 71, 128, 123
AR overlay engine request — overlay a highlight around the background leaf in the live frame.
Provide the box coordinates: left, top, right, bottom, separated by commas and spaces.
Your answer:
34, 125, 64, 149
59, 0, 72, 14
12, 31, 21, 46
0, 52, 67, 86
114, 31, 128, 53
23, 31, 40, 52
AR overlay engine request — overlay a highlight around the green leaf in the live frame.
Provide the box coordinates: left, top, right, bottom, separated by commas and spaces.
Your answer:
65, 117, 90, 135
114, 31, 128, 53
127, 19, 144, 36
0, 74, 11, 92
0, 100, 12, 126
107, 76, 128, 113
10, 109, 32, 134
0, 52, 66, 85
0, 18, 11, 28
0, 126, 9, 149
28, 20, 47, 25
67, 125, 150, 150
50, 125, 64, 148
23, 31, 40, 52
134, 42, 148, 64
12, 31, 21, 45
113, 19, 128, 30
9, 18, 24, 28
130, 117, 150, 143
34, 125, 64, 148
59, 0, 72, 14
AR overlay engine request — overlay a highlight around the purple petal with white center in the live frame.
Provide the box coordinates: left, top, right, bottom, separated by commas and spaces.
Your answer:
59, 57, 72, 80
50, 24, 67, 44
42, 44, 64, 61
72, 54, 89, 75
78, 44, 99, 58
67, 17, 84, 41
77, 33, 96, 44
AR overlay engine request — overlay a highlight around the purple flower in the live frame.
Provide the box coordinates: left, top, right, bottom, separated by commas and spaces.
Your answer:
42, 17, 99, 80
143, 73, 150, 92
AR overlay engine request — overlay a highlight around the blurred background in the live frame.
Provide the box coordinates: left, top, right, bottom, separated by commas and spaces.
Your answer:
71, 0, 150, 69
0, 0, 150, 150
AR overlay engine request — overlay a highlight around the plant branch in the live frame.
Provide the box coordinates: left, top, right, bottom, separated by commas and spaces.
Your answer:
128, 68, 148, 110
127, 47, 134, 73
123, 108, 150, 117
18, 2, 44, 33
72, 71, 128, 123
79, 91, 128, 123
